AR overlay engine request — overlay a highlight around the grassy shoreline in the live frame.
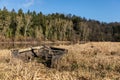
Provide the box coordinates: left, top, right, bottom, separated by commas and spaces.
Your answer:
0, 41, 71, 44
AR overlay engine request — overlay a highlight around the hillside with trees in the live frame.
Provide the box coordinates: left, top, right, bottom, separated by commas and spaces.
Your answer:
0, 7, 120, 42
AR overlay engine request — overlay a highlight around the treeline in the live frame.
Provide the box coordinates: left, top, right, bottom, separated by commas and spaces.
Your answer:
0, 7, 120, 42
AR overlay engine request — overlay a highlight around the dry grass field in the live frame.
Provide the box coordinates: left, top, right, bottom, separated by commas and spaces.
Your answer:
0, 42, 120, 80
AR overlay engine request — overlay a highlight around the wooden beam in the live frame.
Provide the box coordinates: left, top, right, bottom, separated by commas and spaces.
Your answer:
19, 46, 44, 53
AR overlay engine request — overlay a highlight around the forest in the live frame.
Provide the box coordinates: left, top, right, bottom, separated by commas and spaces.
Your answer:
0, 7, 120, 42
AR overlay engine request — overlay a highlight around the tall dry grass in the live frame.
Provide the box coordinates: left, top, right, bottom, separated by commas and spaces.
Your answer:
0, 42, 120, 80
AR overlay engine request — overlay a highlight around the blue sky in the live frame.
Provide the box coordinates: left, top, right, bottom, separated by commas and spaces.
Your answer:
0, 0, 120, 22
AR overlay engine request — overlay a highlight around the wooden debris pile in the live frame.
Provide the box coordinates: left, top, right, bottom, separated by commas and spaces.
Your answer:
11, 46, 68, 68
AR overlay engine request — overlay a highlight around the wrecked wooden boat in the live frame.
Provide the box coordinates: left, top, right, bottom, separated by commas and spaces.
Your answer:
11, 45, 68, 68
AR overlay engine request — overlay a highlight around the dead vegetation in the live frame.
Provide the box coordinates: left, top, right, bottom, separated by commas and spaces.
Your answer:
0, 42, 120, 80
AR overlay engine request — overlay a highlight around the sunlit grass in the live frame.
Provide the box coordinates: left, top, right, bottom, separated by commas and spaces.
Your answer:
0, 42, 120, 80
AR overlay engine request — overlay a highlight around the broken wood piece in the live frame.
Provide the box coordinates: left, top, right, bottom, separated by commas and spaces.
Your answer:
19, 46, 44, 53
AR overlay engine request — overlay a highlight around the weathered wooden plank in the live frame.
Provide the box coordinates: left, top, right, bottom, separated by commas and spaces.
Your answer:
19, 46, 44, 53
